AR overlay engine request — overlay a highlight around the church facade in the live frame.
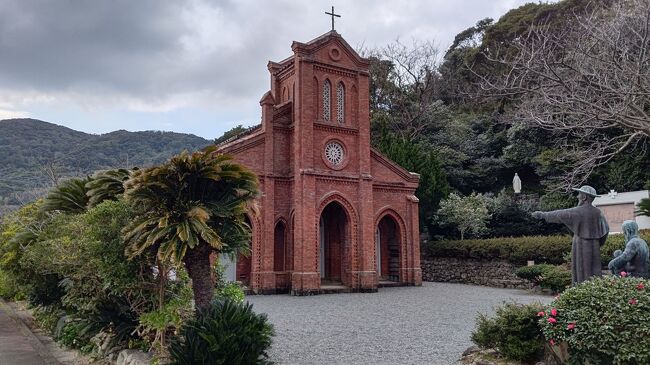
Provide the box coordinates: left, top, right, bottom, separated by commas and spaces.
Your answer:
217, 31, 421, 295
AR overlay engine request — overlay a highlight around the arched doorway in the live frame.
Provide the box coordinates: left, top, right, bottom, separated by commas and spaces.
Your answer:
319, 201, 348, 284
236, 215, 253, 286
376, 215, 401, 282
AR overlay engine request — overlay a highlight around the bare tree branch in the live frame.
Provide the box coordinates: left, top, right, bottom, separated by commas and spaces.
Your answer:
472, 0, 650, 190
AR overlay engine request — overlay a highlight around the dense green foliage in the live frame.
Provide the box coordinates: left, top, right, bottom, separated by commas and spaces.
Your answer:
0, 147, 267, 358
0, 118, 209, 209
374, 125, 449, 233
423, 235, 572, 265
169, 299, 274, 365
485, 190, 567, 238
516, 264, 571, 293
368, 0, 650, 240
471, 302, 545, 363
0, 199, 164, 353
540, 276, 650, 364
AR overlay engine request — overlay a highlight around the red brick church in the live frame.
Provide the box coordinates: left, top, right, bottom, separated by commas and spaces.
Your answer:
217, 30, 421, 295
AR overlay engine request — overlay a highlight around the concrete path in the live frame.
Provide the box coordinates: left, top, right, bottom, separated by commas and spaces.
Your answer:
0, 300, 57, 365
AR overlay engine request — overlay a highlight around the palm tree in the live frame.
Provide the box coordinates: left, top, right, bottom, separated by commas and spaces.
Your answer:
41, 177, 92, 213
122, 146, 258, 311
86, 168, 132, 208
637, 198, 650, 217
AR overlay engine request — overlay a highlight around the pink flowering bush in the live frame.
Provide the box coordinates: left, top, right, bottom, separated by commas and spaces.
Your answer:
540, 276, 650, 364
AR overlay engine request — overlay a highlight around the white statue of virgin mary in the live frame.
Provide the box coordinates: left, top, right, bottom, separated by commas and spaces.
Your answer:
513, 173, 522, 194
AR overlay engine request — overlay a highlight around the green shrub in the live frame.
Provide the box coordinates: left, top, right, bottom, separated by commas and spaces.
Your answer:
57, 321, 87, 349
424, 235, 572, 264
32, 305, 66, 334
0, 268, 20, 299
516, 264, 571, 293
540, 276, 650, 364
213, 259, 245, 304
215, 282, 245, 303
515, 264, 555, 284
471, 302, 545, 362
169, 298, 274, 365
137, 278, 193, 352
539, 265, 571, 293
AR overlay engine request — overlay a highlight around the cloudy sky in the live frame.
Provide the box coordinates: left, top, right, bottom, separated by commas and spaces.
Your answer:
0, 0, 539, 140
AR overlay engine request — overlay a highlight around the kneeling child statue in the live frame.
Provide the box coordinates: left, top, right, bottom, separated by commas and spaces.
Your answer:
608, 220, 649, 278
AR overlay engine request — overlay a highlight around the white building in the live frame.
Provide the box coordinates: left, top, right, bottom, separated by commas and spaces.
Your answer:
593, 190, 650, 233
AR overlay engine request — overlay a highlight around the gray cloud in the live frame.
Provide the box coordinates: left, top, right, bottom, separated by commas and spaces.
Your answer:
0, 0, 543, 127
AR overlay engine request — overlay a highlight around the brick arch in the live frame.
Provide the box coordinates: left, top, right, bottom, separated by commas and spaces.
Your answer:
317, 192, 359, 286
375, 207, 407, 239
374, 207, 408, 281
317, 191, 359, 226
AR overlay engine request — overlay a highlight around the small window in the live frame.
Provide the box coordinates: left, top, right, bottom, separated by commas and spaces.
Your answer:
336, 82, 345, 124
323, 80, 331, 121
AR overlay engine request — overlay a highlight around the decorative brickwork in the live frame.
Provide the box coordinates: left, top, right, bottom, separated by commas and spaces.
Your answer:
218, 31, 421, 294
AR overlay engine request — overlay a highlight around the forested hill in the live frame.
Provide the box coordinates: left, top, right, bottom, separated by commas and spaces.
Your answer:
0, 118, 211, 208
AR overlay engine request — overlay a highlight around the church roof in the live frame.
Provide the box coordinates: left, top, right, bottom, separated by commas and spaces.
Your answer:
215, 124, 262, 148
291, 30, 370, 67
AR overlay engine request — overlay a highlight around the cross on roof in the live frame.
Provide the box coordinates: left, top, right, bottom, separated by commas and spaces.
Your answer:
325, 6, 341, 31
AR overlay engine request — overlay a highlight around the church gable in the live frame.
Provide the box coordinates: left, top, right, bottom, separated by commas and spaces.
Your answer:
292, 31, 369, 71
370, 149, 419, 185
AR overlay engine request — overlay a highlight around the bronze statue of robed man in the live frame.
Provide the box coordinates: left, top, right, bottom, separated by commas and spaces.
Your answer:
532, 185, 609, 284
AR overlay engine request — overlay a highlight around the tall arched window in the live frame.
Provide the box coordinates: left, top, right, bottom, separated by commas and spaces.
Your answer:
336, 82, 345, 124
323, 80, 331, 121
274, 221, 286, 272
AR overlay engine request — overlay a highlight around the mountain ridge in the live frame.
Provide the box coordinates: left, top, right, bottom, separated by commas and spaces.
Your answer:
0, 118, 212, 209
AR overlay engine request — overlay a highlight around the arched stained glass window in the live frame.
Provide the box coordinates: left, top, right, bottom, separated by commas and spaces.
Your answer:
323, 80, 331, 121
336, 82, 345, 124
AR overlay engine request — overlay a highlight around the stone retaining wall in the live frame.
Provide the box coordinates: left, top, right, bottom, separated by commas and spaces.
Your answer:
421, 257, 531, 289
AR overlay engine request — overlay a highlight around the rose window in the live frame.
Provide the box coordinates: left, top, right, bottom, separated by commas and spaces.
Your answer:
325, 142, 344, 166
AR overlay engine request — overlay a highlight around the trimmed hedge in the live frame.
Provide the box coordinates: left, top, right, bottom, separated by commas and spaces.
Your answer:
423, 235, 572, 265
423, 231, 650, 266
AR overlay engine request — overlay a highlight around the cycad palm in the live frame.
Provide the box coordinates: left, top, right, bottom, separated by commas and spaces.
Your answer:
122, 146, 258, 311
637, 198, 650, 217
86, 168, 132, 208
41, 177, 92, 213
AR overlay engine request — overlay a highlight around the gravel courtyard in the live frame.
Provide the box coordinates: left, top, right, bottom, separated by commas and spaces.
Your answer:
246, 282, 552, 365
